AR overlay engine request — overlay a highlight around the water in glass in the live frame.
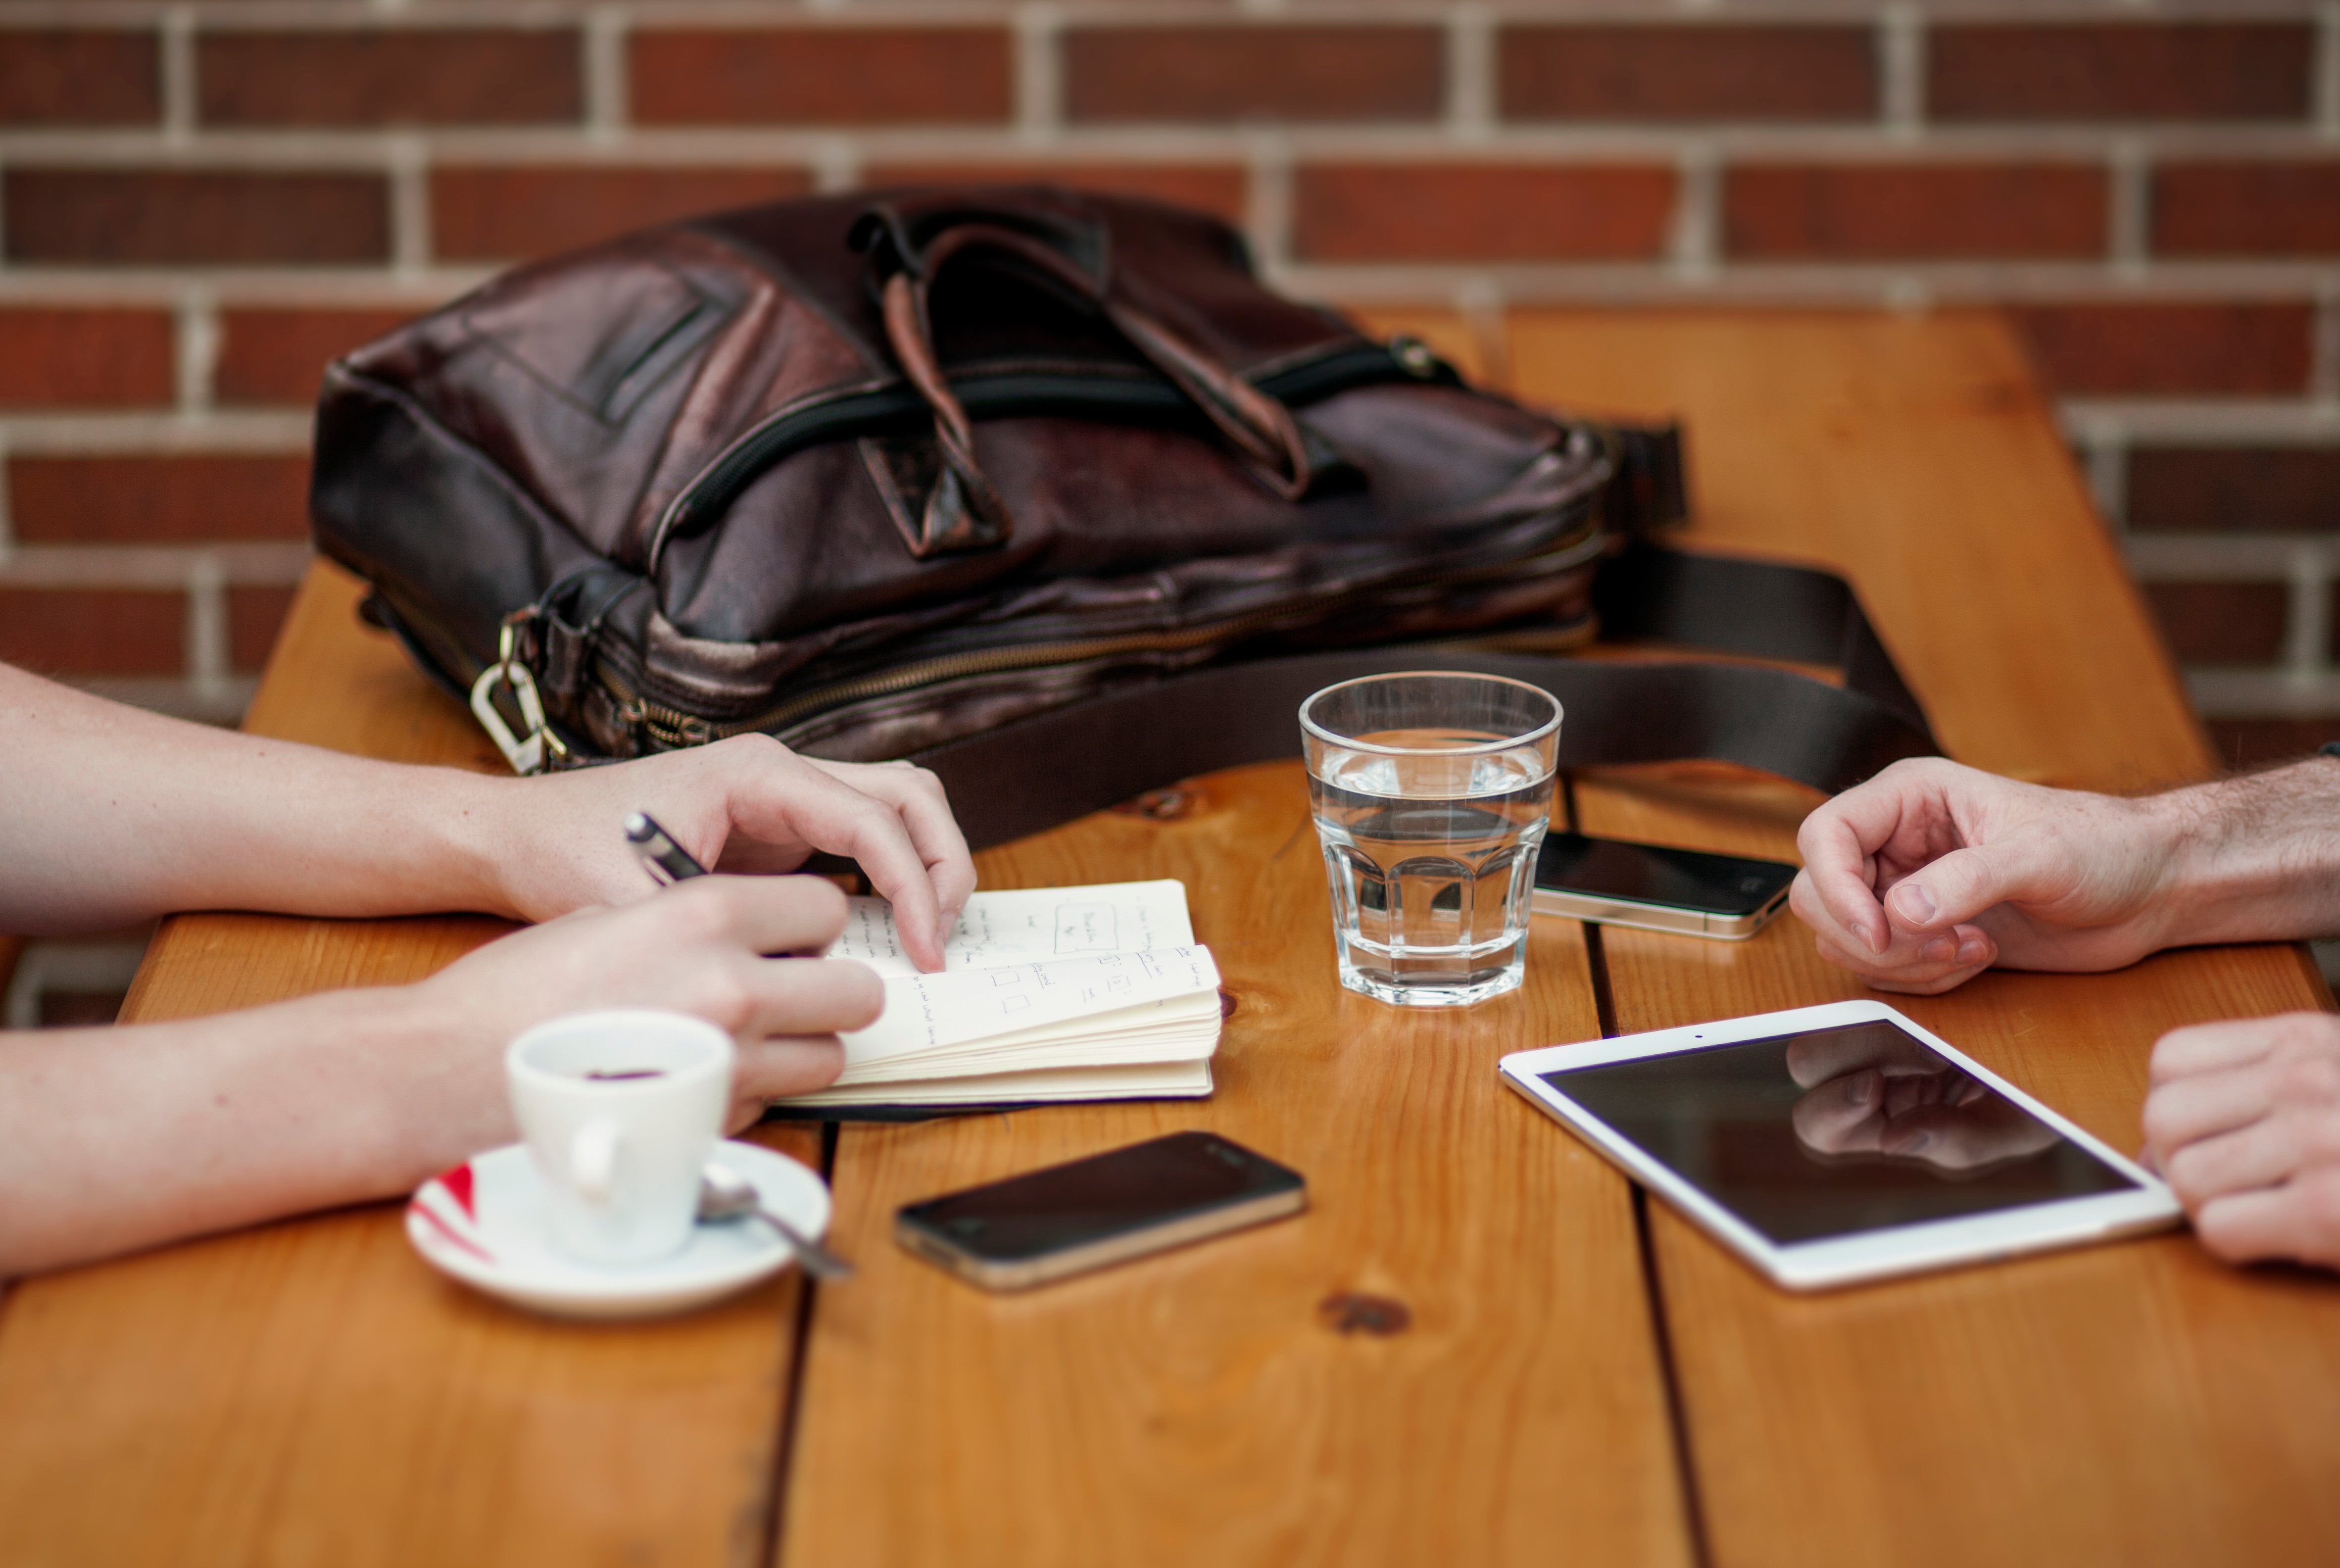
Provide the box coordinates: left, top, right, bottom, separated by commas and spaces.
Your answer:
1309, 726, 1555, 1006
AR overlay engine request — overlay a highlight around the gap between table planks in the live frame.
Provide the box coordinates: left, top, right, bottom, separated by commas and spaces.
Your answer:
0, 564, 824, 1568
778, 761, 1690, 1568
778, 302, 1695, 1568
1509, 309, 2340, 1568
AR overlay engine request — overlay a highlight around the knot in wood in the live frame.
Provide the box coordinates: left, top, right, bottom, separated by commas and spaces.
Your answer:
1317, 1292, 1411, 1337
1113, 786, 1199, 821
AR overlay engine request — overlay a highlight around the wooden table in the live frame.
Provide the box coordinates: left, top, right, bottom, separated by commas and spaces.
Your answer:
1, 311, 2333, 1568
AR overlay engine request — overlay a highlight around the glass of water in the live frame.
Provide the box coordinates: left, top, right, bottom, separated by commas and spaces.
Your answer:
1301, 672, 1561, 1007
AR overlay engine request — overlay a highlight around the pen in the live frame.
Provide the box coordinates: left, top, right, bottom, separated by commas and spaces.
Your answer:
626, 811, 708, 885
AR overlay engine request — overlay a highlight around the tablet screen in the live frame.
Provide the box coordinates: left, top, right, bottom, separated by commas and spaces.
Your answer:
1541, 1020, 2140, 1244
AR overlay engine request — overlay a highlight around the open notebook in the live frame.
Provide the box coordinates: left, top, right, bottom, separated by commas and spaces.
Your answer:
773, 880, 1220, 1109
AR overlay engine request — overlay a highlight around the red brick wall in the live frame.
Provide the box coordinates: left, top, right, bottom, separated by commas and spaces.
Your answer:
0, 2, 2330, 762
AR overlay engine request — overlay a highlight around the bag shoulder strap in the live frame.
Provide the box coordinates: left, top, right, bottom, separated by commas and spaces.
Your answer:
908, 546, 1938, 852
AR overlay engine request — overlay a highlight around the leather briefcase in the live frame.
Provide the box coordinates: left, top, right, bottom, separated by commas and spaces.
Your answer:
310, 186, 1936, 847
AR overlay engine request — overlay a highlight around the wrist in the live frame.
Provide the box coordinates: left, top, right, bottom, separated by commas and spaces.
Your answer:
414, 770, 534, 922
359, 977, 518, 1188
2129, 785, 2220, 950
2143, 763, 2340, 948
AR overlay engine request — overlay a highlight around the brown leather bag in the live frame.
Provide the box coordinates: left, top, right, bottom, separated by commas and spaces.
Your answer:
311, 187, 1933, 845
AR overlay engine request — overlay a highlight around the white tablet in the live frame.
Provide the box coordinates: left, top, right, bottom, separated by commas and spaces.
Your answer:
1499, 1000, 2182, 1291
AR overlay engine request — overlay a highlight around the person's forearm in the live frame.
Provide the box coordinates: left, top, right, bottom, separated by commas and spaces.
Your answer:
0, 985, 502, 1276
2152, 759, 2340, 948
0, 664, 515, 931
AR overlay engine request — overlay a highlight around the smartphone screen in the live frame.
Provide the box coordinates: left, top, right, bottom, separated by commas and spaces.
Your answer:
896, 1131, 1305, 1284
1536, 833, 1796, 917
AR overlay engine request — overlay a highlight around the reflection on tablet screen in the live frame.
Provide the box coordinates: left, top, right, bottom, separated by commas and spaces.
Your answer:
1541, 1021, 2139, 1244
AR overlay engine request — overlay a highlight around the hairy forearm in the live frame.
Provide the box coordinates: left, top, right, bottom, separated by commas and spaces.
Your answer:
2153, 759, 2340, 948
0, 985, 506, 1276
0, 665, 513, 931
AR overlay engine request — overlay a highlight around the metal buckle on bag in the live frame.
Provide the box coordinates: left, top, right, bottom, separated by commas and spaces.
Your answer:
469, 612, 569, 775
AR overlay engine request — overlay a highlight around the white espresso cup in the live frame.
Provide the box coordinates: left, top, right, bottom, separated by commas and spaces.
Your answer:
505, 1009, 735, 1268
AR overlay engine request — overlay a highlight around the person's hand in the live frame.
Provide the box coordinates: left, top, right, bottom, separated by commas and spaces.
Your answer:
405, 874, 880, 1146
1791, 758, 2183, 994
1785, 1023, 2059, 1170
2143, 1012, 2340, 1270
474, 735, 975, 971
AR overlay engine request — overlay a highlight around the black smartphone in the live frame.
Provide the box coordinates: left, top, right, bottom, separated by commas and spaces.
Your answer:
1532, 832, 1798, 939
895, 1131, 1307, 1290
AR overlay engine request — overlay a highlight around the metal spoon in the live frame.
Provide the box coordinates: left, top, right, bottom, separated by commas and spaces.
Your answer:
697, 1163, 854, 1280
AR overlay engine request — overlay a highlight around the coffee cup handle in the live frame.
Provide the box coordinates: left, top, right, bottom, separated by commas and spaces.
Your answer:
570, 1119, 623, 1204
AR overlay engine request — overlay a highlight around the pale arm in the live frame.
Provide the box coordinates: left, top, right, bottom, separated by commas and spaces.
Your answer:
0, 877, 878, 1276
1791, 756, 2340, 994
0, 662, 975, 967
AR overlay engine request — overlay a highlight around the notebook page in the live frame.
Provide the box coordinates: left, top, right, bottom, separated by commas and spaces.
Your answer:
829, 880, 1195, 978
841, 946, 1221, 1066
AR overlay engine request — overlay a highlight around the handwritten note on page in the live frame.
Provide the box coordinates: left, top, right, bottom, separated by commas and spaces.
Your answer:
829, 881, 1195, 977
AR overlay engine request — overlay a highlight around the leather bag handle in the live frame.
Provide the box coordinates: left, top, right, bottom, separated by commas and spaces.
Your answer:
854, 202, 1317, 551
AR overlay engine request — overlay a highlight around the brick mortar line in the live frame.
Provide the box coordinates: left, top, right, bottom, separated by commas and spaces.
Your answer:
2287, 549, 2332, 684
160, 4, 195, 147
186, 549, 230, 693
2320, 2, 2340, 136
0, 410, 313, 453
1880, 2, 1923, 136
2313, 280, 2340, 401
4, 123, 2338, 168
1244, 127, 1294, 272
0, 0, 2319, 26
0, 259, 2331, 308
1271, 259, 2340, 301
174, 285, 218, 414
1014, 2, 1063, 143
2187, 669, 2340, 721
2129, 536, 2340, 580
584, 4, 628, 143
2107, 136, 2147, 277
2081, 427, 2125, 531
0, 541, 311, 588
0, 262, 2336, 315
2059, 399, 2340, 443
1445, 3, 1491, 144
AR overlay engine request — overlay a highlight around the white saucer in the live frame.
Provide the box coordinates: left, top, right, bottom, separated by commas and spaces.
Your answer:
405, 1138, 833, 1321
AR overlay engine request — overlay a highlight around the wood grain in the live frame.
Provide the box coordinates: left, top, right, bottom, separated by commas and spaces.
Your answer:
780, 762, 1694, 1568
1509, 310, 2340, 1568
0, 561, 823, 1568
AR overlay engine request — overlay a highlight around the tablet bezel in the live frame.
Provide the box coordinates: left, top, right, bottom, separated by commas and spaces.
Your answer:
1498, 999, 2183, 1291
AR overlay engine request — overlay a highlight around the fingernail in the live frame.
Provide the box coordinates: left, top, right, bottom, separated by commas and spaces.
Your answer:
1845, 1074, 1872, 1106
1956, 937, 1988, 966
1892, 882, 1938, 925
1920, 936, 1956, 964
1901, 1131, 1933, 1154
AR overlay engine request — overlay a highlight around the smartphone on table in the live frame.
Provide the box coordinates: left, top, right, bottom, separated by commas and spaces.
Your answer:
896, 1131, 1306, 1291
1533, 832, 1798, 939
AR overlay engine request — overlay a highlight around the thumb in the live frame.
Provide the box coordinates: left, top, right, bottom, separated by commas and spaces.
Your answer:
1883, 843, 2032, 937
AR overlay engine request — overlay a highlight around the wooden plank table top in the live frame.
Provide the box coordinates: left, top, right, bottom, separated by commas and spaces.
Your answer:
0, 308, 2329, 1568
1505, 310, 2340, 1568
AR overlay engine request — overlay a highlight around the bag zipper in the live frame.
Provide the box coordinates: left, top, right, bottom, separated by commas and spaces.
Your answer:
596, 525, 1610, 750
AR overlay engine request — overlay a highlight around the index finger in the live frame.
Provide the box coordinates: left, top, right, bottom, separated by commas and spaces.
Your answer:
1795, 801, 1896, 956
731, 768, 953, 971
811, 759, 976, 934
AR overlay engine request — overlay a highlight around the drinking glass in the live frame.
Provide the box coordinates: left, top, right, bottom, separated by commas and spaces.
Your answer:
1300, 672, 1561, 1006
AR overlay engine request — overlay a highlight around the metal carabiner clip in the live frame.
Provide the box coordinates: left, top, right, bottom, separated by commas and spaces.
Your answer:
469, 612, 566, 775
